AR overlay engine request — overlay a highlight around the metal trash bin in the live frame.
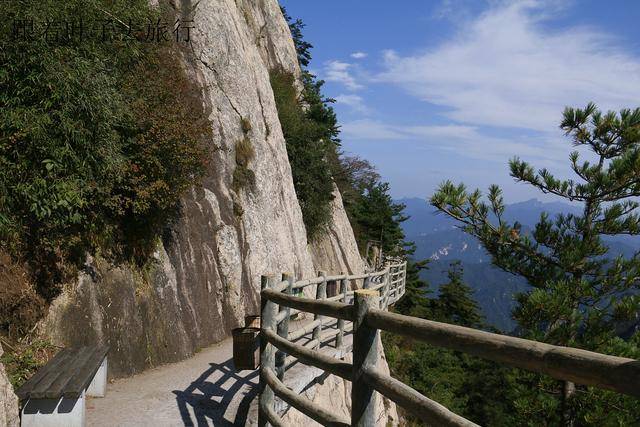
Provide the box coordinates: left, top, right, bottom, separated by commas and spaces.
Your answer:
326, 280, 338, 298
232, 327, 260, 370
245, 315, 260, 328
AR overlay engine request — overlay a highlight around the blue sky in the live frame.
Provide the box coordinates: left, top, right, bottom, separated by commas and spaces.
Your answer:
279, 0, 640, 202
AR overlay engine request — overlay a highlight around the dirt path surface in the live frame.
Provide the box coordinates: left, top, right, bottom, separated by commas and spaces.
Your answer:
86, 316, 355, 427
86, 338, 259, 427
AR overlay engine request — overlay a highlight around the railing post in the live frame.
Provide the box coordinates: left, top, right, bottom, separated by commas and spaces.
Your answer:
401, 261, 407, 296
352, 289, 380, 427
258, 275, 278, 427
388, 265, 395, 304
275, 273, 293, 381
382, 266, 390, 310
312, 271, 327, 350
335, 274, 347, 348
363, 274, 371, 290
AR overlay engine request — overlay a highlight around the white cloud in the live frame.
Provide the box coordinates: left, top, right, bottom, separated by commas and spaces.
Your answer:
334, 94, 371, 114
341, 119, 567, 165
350, 51, 368, 59
377, 0, 640, 132
341, 119, 407, 140
324, 60, 364, 91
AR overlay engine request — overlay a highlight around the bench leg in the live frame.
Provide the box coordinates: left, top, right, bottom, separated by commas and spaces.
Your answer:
21, 391, 85, 427
86, 357, 108, 398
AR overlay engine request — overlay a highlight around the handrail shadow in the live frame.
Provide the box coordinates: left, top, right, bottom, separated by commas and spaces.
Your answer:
173, 358, 258, 426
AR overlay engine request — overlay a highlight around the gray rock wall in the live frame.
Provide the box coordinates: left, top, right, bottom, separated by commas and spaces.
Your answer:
0, 345, 19, 427
309, 185, 366, 276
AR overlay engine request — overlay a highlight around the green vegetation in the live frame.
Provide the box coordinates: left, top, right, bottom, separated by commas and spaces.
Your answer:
281, 7, 313, 68
280, 8, 418, 258
328, 154, 408, 257
431, 104, 640, 425
279, 8, 411, 251
0, 0, 210, 298
0, 338, 57, 388
435, 261, 484, 328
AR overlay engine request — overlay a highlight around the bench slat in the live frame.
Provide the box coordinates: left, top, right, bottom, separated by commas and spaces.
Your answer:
26, 350, 78, 399
16, 349, 72, 400
44, 347, 95, 399
16, 345, 109, 401
63, 345, 109, 398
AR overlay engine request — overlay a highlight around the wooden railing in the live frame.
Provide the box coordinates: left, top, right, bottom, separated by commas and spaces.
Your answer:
257, 262, 640, 426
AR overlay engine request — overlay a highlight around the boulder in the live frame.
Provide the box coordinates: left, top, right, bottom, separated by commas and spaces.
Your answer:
0, 345, 19, 427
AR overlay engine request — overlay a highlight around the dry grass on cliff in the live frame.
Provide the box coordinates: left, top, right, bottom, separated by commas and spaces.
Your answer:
233, 137, 256, 191
0, 252, 58, 389
0, 252, 45, 338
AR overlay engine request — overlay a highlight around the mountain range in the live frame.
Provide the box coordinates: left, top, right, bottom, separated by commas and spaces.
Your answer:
399, 197, 640, 332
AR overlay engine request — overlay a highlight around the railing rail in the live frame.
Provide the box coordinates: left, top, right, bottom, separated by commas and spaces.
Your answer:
366, 309, 640, 398
257, 261, 639, 426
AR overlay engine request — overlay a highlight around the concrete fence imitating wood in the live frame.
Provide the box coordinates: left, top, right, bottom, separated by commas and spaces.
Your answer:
257, 261, 640, 426
257, 262, 406, 427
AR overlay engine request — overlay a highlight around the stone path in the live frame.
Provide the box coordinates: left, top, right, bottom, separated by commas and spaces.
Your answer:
86, 338, 259, 427
86, 318, 352, 426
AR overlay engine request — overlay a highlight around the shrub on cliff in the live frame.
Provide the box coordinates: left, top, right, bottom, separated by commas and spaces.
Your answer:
0, 0, 210, 297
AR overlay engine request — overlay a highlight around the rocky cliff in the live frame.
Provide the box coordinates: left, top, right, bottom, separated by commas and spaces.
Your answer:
33, 1, 400, 424
40, 0, 362, 379
0, 345, 19, 427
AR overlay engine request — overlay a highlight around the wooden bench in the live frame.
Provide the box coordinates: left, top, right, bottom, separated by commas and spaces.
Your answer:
16, 345, 109, 427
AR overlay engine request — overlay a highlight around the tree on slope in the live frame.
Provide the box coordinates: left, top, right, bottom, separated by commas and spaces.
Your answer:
281, 6, 313, 68
351, 182, 409, 257
431, 104, 640, 425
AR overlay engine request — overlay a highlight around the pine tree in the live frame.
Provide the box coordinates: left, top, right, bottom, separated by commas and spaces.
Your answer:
351, 182, 409, 257
431, 104, 640, 425
280, 6, 313, 67
436, 261, 484, 328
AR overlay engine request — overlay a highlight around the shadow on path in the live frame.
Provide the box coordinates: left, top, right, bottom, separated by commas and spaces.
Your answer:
173, 358, 258, 426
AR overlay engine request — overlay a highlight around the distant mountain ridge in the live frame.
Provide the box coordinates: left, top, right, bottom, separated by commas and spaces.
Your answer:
399, 197, 640, 332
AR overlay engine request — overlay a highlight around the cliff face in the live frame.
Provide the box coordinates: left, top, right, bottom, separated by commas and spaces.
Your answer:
41, 0, 363, 378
